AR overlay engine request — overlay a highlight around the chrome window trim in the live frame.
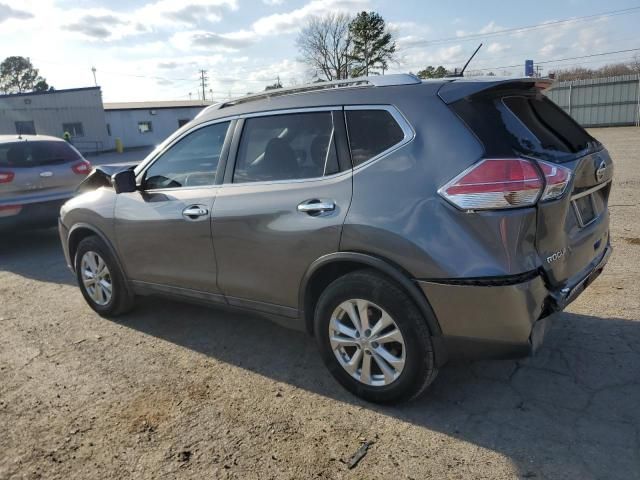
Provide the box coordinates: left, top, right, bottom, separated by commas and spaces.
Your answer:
220, 168, 351, 189
236, 106, 342, 119
135, 118, 235, 192
344, 105, 416, 173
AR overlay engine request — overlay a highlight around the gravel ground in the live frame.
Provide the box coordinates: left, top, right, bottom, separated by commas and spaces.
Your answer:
1, 127, 639, 480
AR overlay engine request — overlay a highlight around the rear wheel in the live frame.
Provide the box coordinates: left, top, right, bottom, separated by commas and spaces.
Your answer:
314, 269, 437, 403
75, 236, 134, 316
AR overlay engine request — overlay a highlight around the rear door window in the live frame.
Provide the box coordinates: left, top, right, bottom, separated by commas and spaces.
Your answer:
0, 141, 82, 167
345, 109, 405, 166
233, 111, 339, 183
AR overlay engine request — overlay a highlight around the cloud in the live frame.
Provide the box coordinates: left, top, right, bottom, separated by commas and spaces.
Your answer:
64, 14, 128, 40
62, 0, 239, 41
478, 21, 503, 35
0, 3, 33, 23
252, 0, 367, 36
171, 29, 256, 51
135, 0, 237, 28
486, 42, 508, 54
173, 0, 368, 52
263, 0, 285, 5
157, 61, 179, 69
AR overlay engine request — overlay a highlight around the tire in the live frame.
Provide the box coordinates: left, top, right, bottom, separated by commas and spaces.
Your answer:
314, 269, 438, 404
74, 235, 135, 316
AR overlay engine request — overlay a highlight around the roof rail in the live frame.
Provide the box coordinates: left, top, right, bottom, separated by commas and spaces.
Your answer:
215, 73, 422, 110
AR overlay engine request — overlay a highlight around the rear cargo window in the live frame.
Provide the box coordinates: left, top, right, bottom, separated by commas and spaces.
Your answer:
0, 141, 82, 168
345, 109, 405, 166
451, 94, 598, 163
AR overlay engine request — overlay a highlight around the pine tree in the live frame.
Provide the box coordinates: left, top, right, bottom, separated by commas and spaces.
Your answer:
349, 11, 396, 77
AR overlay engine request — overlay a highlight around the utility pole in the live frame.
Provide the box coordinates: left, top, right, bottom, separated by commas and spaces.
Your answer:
534, 64, 543, 78
91, 66, 97, 86
199, 70, 208, 102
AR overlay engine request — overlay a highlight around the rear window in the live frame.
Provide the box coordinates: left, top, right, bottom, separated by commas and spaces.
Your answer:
0, 141, 82, 167
451, 93, 598, 162
345, 110, 405, 166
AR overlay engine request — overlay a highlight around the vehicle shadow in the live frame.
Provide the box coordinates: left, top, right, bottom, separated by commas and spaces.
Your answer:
0, 227, 76, 286
115, 296, 640, 479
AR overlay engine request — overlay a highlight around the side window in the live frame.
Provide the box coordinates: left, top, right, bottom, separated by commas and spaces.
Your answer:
144, 122, 229, 190
233, 111, 339, 183
345, 109, 405, 166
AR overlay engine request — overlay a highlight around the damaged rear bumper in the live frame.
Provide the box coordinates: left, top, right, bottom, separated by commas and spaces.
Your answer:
419, 244, 612, 361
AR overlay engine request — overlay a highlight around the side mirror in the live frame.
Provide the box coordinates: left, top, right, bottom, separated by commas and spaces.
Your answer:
112, 169, 137, 194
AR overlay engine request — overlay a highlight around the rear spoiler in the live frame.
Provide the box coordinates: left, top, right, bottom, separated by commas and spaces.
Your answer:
77, 162, 137, 193
437, 77, 553, 104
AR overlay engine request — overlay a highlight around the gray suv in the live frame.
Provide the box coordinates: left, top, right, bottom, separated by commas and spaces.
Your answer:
59, 74, 613, 403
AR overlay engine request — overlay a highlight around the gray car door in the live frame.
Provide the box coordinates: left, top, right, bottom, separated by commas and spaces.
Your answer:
114, 120, 232, 297
211, 109, 353, 316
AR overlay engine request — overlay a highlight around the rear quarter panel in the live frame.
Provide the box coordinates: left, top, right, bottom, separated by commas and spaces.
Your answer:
341, 93, 540, 279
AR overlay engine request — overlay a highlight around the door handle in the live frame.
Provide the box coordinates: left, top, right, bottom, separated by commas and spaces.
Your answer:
297, 199, 336, 216
182, 205, 209, 220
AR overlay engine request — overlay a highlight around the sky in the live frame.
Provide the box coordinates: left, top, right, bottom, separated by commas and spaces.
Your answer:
1, 0, 639, 102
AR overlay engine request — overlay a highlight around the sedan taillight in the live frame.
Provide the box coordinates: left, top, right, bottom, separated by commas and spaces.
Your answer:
438, 158, 571, 211
72, 160, 92, 175
0, 171, 15, 183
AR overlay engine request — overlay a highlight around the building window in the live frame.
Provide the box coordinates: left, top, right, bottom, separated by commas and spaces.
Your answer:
62, 122, 85, 138
138, 121, 153, 134
178, 119, 190, 128
15, 121, 36, 135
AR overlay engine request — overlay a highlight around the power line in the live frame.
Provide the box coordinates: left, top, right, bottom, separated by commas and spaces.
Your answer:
403, 6, 640, 47
471, 47, 640, 72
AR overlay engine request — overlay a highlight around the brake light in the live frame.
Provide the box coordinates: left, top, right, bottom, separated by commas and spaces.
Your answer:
438, 158, 543, 210
538, 160, 571, 201
0, 171, 15, 183
0, 205, 22, 217
72, 160, 91, 175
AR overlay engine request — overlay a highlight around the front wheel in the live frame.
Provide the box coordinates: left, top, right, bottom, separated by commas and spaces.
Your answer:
75, 236, 134, 316
314, 269, 438, 404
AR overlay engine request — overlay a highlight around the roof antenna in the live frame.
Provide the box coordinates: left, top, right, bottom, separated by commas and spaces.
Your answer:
451, 43, 483, 77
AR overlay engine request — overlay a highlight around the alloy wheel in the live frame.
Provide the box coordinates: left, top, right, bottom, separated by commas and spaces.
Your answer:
80, 251, 112, 306
329, 299, 406, 387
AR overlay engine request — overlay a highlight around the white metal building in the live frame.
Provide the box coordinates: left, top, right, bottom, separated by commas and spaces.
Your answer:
0, 87, 110, 153
104, 100, 211, 149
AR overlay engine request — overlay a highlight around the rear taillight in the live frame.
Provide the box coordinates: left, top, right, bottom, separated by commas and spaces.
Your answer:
439, 158, 542, 210
0, 205, 22, 217
0, 171, 15, 183
72, 160, 91, 175
438, 158, 572, 211
538, 160, 571, 201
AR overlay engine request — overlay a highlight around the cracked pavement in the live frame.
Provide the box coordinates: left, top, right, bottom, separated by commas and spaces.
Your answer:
1, 127, 639, 479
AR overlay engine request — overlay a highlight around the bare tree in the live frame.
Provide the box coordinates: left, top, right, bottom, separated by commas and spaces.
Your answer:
296, 14, 353, 81
551, 62, 639, 82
